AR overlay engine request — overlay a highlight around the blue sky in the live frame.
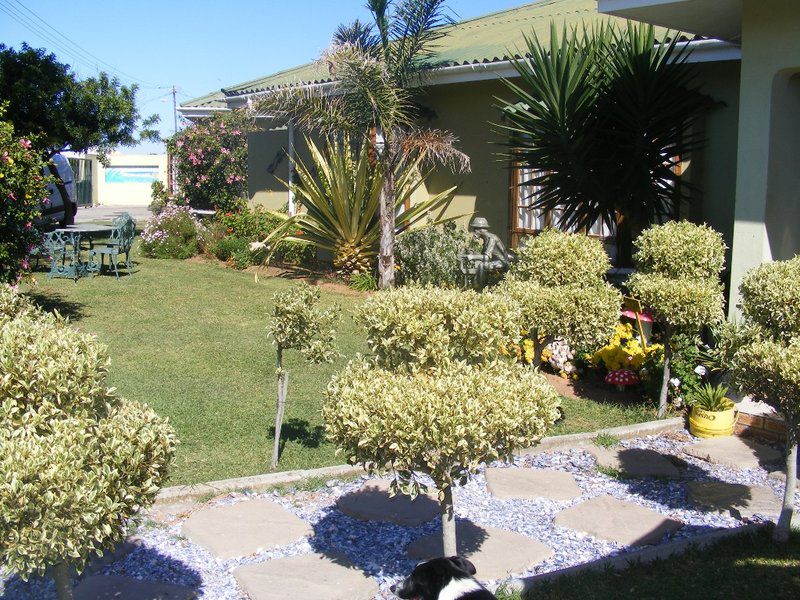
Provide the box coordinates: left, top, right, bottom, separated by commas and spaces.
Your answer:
2, 0, 526, 153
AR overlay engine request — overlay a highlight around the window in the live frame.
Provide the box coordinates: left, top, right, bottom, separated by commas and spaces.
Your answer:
510, 166, 614, 247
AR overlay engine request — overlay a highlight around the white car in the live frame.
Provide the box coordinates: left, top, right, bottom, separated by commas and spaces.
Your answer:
39, 154, 77, 227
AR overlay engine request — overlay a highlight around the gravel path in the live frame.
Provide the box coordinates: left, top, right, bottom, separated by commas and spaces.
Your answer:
3, 430, 798, 600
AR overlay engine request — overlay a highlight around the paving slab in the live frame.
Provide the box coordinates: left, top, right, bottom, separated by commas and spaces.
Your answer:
554, 495, 682, 546
75, 575, 196, 600
485, 467, 582, 501
687, 481, 782, 519
683, 436, 782, 470
234, 553, 378, 600
406, 521, 553, 579
181, 498, 312, 559
336, 479, 439, 526
588, 447, 682, 479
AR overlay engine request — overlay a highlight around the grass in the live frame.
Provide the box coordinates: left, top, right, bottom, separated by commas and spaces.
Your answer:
26, 244, 658, 486
516, 528, 800, 599
592, 432, 621, 449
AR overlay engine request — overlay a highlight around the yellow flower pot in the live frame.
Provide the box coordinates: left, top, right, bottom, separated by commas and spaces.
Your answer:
688, 401, 737, 438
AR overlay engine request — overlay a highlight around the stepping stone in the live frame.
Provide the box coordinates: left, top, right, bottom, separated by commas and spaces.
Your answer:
687, 482, 782, 519
406, 521, 553, 579
683, 436, 782, 470
234, 553, 378, 600
181, 498, 312, 559
588, 447, 682, 479
485, 467, 582, 501
336, 479, 439, 526
75, 575, 196, 600
554, 495, 681, 546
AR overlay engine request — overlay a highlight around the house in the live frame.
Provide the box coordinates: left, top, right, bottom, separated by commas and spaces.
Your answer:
180, 0, 797, 311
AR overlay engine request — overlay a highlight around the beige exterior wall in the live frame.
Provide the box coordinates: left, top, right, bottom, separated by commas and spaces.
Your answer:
729, 0, 800, 314
94, 153, 168, 207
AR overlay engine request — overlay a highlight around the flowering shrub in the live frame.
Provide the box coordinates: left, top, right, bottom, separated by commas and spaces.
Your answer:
140, 203, 206, 259
591, 322, 663, 374
0, 113, 48, 284
168, 110, 252, 213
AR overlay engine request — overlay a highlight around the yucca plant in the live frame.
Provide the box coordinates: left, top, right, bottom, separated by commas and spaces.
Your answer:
255, 135, 457, 276
688, 383, 732, 411
496, 22, 713, 264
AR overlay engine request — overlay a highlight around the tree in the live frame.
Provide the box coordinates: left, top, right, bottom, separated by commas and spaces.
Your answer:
255, 0, 470, 289
0, 44, 160, 159
0, 286, 176, 600
267, 284, 338, 469
256, 135, 457, 276
167, 110, 254, 212
498, 229, 622, 368
324, 287, 559, 555
0, 108, 49, 283
496, 24, 713, 264
627, 221, 726, 417
731, 256, 800, 542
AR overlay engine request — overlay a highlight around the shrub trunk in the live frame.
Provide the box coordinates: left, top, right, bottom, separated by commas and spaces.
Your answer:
440, 484, 457, 556
271, 347, 289, 470
774, 431, 798, 542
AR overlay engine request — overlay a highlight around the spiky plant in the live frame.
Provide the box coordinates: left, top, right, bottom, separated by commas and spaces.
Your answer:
255, 135, 457, 277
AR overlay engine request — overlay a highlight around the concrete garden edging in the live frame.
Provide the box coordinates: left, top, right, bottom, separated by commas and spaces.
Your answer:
496, 524, 762, 594
155, 417, 684, 504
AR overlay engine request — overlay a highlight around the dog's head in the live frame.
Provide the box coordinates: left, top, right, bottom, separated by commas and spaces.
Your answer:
390, 556, 478, 600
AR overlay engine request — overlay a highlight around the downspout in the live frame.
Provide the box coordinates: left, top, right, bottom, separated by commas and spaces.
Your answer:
287, 120, 296, 216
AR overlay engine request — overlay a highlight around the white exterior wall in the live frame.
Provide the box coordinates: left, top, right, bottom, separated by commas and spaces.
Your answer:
94, 153, 168, 207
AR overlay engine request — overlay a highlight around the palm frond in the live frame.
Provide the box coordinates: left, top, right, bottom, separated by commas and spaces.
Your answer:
397, 127, 471, 173
334, 19, 380, 56
389, 0, 454, 86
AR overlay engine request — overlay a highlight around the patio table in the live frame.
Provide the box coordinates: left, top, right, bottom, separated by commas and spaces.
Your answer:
53, 224, 114, 277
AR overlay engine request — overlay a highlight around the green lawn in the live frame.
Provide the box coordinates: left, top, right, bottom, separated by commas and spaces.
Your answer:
505, 528, 800, 599
26, 245, 654, 486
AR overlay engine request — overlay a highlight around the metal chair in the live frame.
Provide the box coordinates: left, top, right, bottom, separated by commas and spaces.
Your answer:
44, 231, 83, 281
89, 214, 136, 279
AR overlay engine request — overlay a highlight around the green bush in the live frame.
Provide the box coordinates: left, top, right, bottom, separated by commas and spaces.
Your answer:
626, 273, 724, 330
510, 228, 612, 287
356, 286, 521, 370
349, 271, 378, 292
148, 180, 171, 215
140, 203, 205, 259
214, 235, 249, 262
0, 287, 176, 589
633, 220, 726, 280
395, 222, 470, 287
739, 255, 800, 343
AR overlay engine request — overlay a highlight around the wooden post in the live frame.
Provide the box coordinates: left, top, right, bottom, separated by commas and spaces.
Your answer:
271, 346, 288, 470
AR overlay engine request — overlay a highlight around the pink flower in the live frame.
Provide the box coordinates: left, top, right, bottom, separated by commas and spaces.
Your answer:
221, 147, 230, 155
21, 259, 30, 270
8, 192, 16, 202
1, 151, 9, 163
19, 138, 31, 149
25, 222, 32, 230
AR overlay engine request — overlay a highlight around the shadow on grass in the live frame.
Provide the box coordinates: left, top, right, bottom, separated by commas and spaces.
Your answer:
25, 290, 87, 321
271, 418, 326, 459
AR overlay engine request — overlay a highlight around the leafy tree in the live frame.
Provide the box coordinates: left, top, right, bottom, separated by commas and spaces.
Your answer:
256, 135, 457, 276
167, 110, 254, 212
499, 229, 621, 368
255, 0, 470, 289
0, 44, 159, 159
325, 287, 559, 555
0, 108, 49, 283
731, 256, 800, 542
267, 284, 338, 469
0, 286, 176, 600
496, 23, 713, 264
627, 221, 726, 417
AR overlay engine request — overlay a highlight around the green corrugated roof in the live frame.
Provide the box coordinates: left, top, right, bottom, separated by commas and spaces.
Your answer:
180, 90, 227, 109
182, 0, 681, 107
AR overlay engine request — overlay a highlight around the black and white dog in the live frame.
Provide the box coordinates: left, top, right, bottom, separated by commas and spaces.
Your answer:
391, 556, 497, 600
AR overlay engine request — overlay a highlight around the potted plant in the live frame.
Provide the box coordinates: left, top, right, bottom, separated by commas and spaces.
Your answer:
687, 383, 737, 438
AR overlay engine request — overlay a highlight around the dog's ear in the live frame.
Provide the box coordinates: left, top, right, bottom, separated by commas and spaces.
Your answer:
447, 556, 477, 575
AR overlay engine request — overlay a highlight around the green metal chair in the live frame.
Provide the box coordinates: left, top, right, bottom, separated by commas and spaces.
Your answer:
44, 231, 83, 281
89, 214, 136, 279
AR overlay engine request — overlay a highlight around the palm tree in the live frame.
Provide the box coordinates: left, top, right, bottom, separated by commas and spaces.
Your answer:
254, 0, 469, 288
496, 23, 714, 265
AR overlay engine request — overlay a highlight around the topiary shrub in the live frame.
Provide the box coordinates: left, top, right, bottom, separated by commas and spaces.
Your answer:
0, 287, 176, 599
730, 255, 800, 542
356, 285, 521, 370
140, 203, 206, 259
324, 357, 560, 556
627, 221, 726, 417
510, 228, 612, 287
395, 222, 471, 287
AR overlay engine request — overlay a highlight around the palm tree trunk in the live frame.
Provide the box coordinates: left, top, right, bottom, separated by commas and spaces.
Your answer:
440, 484, 457, 556
658, 324, 673, 418
271, 346, 288, 470
378, 149, 396, 289
51, 562, 74, 600
774, 430, 797, 542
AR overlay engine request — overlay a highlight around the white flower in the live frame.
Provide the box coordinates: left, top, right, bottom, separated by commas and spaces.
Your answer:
694, 365, 708, 377
674, 396, 683, 407
249, 241, 267, 252
669, 377, 681, 387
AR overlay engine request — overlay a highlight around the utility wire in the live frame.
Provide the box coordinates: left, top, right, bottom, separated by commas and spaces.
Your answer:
1, 0, 169, 89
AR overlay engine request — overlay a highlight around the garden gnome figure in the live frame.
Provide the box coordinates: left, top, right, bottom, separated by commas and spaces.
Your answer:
460, 217, 510, 288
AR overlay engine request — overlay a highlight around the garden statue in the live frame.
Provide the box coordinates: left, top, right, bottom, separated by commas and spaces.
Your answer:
459, 217, 511, 288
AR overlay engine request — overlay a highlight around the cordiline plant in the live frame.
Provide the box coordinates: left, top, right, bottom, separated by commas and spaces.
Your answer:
267, 283, 339, 469
253, 135, 458, 276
